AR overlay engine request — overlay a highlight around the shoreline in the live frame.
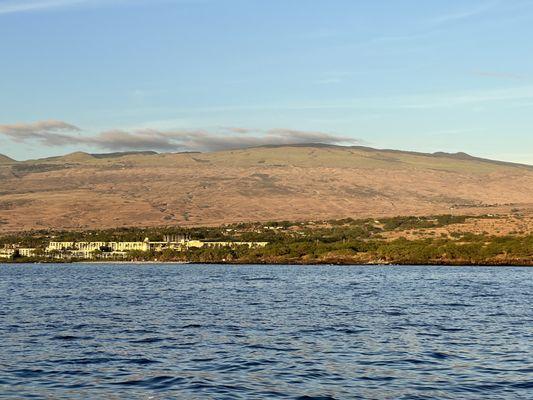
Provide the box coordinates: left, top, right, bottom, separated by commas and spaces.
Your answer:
1, 260, 531, 267
2, 214, 530, 267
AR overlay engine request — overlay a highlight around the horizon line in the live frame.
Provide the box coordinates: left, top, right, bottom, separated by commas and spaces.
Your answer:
1, 142, 532, 168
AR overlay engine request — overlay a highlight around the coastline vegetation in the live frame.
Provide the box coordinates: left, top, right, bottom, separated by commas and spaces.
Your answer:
1, 214, 531, 266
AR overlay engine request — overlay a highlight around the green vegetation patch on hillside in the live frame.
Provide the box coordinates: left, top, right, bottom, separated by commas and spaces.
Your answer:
1, 214, 530, 265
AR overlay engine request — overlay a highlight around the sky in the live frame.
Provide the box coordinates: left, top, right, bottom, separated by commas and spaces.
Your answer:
0, 0, 532, 163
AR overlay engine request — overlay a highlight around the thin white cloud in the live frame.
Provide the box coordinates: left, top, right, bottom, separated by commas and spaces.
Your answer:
315, 77, 342, 85
395, 85, 533, 109
122, 85, 533, 113
0, 0, 204, 14
0, 122, 359, 152
0, 120, 81, 145
429, 1, 500, 24
472, 70, 527, 81
0, 0, 90, 14
86, 85, 533, 123
90, 128, 359, 151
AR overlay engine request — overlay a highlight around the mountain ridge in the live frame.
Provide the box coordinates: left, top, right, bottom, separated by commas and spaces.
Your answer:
0, 154, 15, 164
9, 144, 532, 169
0, 144, 531, 232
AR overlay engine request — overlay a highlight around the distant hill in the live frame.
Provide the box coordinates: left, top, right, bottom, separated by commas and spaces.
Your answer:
0, 144, 531, 232
0, 154, 15, 164
34, 150, 159, 163
90, 150, 158, 159
40, 151, 96, 163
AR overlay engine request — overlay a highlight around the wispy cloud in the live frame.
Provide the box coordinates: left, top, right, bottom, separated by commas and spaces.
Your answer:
429, 1, 500, 24
218, 127, 255, 134
0, 122, 358, 152
472, 70, 527, 81
91, 84, 533, 122
315, 77, 342, 85
0, 0, 90, 14
0, 120, 81, 145
395, 85, 533, 109
0, 0, 202, 14
139, 85, 533, 113
88, 128, 359, 151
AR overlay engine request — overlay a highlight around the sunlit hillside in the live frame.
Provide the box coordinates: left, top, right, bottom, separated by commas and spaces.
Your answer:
0, 145, 531, 232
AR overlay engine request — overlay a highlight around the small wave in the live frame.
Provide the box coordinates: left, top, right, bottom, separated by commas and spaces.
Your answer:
427, 351, 451, 359
112, 375, 184, 389
437, 326, 465, 332
401, 358, 435, 365
11, 368, 47, 378
244, 277, 276, 282
360, 375, 395, 381
440, 302, 474, 307
130, 337, 165, 344
384, 311, 405, 316
50, 357, 115, 365
247, 344, 298, 352
511, 382, 533, 389
125, 358, 160, 365
336, 328, 368, 334
71, 324, 89, 329
51, 335, 92, 341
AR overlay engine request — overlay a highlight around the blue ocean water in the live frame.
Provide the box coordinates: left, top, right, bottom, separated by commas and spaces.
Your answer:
0, 263, 531, 399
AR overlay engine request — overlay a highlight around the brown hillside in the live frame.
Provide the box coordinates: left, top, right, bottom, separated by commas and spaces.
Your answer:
0, 154, 15, 165
0, 145, 531, 232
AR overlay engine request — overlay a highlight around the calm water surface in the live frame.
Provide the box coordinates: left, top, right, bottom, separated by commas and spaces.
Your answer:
0, 263, 531, 399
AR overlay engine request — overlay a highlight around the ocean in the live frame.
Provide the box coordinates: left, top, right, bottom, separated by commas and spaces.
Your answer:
0, 263, 531, 399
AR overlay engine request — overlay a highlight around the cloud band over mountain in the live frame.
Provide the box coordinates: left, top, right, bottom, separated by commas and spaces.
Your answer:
0, 121, 358, 152
0, 120, 82, 146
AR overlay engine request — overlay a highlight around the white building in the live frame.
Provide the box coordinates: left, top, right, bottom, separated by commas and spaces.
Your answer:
43, 237, 268, 259
0, 247, 15, 259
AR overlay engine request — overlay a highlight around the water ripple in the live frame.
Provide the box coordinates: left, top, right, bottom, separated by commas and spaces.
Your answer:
0, 263, 531, 399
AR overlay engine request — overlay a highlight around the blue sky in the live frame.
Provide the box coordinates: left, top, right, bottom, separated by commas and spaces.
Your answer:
0, 0, 532, 163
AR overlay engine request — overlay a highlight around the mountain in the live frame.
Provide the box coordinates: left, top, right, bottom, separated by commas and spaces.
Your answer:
90, 150, 158, 159
27, 150, 159, 164
0, 154, 15, 164
39, 151, 96, 163
0, 144, 531, 232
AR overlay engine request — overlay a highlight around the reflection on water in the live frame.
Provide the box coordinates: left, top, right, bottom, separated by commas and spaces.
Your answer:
0, 264, 531, 399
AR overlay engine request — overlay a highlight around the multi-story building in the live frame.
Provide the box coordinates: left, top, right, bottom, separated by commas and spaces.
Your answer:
0, 247, 16, 259
46, 239, 151, 258
185, 240, 268, 249
0, 246, 37, 259
43, 237, 268, 259
18, 248, 37, 257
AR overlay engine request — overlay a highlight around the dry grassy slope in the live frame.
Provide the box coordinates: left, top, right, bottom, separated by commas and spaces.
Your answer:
0, 145, 532, 232
0, 154, 15, 164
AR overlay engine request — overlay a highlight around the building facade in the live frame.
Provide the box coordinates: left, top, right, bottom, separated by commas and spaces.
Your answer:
42, 238, 268, 259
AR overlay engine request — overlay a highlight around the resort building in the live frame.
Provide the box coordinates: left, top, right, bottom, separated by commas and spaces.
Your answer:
43, 237, 268, 259
0, 247, 15, 259
47, 240, 150, 253
18, 248, 37, 257
0, 246, 37, 259
185, 240, 268, 249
